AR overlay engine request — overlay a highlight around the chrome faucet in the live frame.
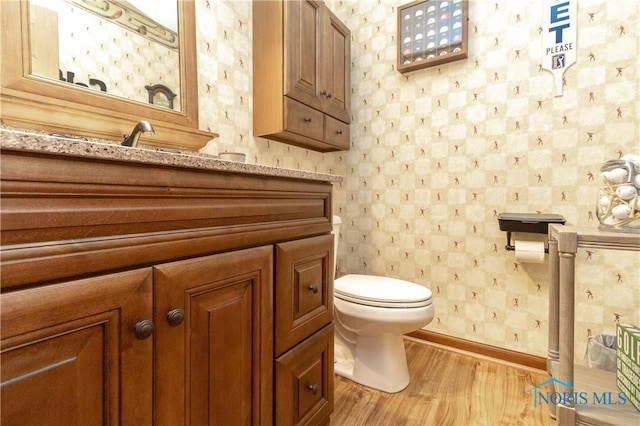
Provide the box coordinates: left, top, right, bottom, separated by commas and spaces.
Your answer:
122, 120, 155, 147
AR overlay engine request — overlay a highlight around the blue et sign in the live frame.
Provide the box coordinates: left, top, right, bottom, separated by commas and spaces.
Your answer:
542, 0, 577, 96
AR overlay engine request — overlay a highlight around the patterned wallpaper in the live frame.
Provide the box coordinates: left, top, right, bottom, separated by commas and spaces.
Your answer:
195, 0, 639, 361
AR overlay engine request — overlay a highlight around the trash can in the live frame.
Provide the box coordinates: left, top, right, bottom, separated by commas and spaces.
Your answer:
584, 334, 617, 372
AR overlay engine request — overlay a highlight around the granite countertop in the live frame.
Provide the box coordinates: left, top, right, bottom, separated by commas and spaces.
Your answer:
0, 129, 342, 183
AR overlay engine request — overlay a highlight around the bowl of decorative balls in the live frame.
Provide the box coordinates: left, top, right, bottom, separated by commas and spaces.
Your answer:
596, 154, 640, 232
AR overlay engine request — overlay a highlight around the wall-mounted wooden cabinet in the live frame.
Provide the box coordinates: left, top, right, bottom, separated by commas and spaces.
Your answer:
0, 147, 335, 425
254, 0, 351, 152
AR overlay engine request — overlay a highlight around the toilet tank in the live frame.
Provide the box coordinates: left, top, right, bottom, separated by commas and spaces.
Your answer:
332, 215, 341, 275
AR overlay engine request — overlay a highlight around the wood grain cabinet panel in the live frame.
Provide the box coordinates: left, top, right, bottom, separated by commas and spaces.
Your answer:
324, 115, 350, 148
0, 149, 332, 289
153, 246, 273, 426
0, 269, 154, 425
321, 8, 350, 124
284, 0, 324, 112
285, 97, 325, 141
275, 234, 334, 356
275, 324, 334, 426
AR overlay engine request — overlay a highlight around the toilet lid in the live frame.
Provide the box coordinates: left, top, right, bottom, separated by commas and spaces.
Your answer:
335, 274, 432, 308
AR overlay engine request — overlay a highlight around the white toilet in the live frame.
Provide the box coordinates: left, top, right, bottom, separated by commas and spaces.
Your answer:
332, 215, 435, 393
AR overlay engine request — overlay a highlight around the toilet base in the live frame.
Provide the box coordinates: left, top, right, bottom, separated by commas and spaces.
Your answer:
334, 331, 410, 393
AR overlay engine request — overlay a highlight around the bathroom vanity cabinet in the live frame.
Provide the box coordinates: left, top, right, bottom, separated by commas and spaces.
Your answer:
253, 0, 351, 152
0, 141, 336, 425
547, 225, 640, 426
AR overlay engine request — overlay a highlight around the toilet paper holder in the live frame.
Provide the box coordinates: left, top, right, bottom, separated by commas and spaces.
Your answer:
497, 213, 566, 252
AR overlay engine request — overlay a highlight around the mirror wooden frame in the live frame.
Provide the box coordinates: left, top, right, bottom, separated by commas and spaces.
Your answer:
0, 0, 216, 150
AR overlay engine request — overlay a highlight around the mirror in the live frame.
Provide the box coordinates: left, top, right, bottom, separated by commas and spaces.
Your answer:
0, 0, 216, 150
29, 0, 181, 111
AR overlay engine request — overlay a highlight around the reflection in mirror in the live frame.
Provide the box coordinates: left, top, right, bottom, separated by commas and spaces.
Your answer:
29, 0, 180, 110
146, 84, 176, 109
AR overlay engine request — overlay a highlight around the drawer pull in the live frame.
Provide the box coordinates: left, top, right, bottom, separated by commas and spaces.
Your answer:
134, 320, 155, 340
336, 130, 343, 135
304, 116, 312, 122
307, 383, 319, 395
308, 284, 319, 294
166, 309, 185, 327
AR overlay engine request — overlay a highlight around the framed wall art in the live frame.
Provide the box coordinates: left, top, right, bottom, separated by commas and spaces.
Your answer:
397, 0, 468, 73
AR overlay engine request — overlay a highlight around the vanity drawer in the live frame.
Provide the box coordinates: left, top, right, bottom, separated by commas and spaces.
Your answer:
284, 97, 324, 141
275, 324, 334, 426
275, 234, 333, 356
324, 115, 350, 150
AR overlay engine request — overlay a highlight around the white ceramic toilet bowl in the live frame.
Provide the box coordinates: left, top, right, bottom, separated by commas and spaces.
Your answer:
333, 274, 434, 393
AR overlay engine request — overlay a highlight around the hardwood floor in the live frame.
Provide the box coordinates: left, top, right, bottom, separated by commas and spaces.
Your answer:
330, 338, 556, 426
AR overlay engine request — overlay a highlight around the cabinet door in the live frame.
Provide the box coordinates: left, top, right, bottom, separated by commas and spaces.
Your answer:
153, 246, 273, 426
0, 269, 153, 426
321, 7, 351, 124
284, 0, 324, 111
275, 234, 333, 356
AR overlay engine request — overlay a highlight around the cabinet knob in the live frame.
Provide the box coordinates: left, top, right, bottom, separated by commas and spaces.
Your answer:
336, 130, 343, 135
166, 309, 185, 327
320, 89, 328, 96
308, 284, 319, 294
134, 320, 155, 340
307, 383, 319, 395
304, 116, 312, 122
326, 92, 332, 98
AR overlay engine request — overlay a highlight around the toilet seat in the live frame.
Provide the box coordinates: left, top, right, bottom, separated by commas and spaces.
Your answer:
335, 274, 432, 308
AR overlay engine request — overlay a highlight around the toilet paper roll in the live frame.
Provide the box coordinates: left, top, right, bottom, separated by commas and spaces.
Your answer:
514, 240, 545, 264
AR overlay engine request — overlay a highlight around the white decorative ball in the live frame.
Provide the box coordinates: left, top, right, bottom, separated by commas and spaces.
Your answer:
611, 204, 632, 220
599, 195, 612, 210
605, 168, 629, 184
616, 185, 638, 201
